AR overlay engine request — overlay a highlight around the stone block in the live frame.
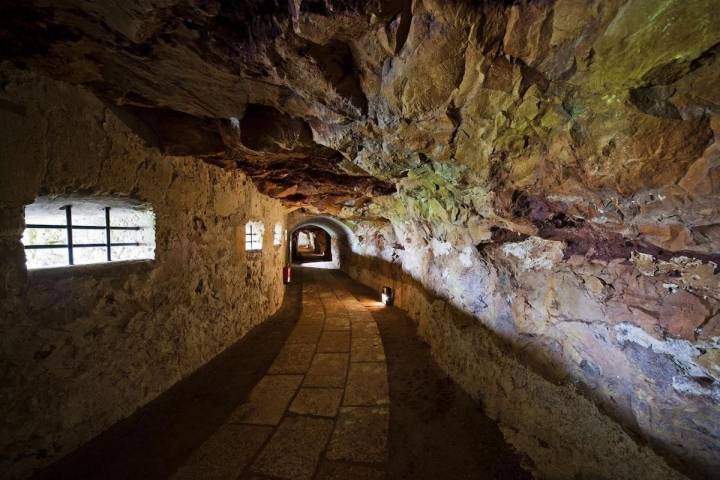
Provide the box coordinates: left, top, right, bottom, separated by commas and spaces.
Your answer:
289, 387, 344, 418
326, 407, 388, 464
250, 416, 334, 480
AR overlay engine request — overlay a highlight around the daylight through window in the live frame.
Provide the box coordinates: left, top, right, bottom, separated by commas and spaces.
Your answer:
245, 221, 264, 251
22, 198, 155, 269
273, 223, 283, 246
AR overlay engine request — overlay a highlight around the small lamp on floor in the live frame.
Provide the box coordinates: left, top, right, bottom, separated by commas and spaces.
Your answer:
381, 286, 394, 306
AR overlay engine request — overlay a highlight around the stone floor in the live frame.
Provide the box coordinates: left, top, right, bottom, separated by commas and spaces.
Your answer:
173, 269, 390, 480
32, 268, 531, 480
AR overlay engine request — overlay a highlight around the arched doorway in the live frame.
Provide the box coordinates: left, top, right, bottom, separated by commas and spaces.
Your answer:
291, 226, 332, 263
287, 215, 353, 270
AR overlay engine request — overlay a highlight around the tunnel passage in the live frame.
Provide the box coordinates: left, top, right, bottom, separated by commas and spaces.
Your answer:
291, 226, 332, 263
26, 268, 531, 480
288, 215, 352, 270
2, 2, 720, 480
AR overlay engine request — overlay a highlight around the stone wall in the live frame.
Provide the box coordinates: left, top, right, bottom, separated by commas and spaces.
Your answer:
343, 220, 719, 480
0, 69, 287, 479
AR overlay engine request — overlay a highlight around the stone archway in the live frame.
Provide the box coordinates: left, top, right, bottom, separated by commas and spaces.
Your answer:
291, 226, 332, 263
287, 215, 353, 270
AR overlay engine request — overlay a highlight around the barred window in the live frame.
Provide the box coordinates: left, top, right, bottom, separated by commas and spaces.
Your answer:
273, 223, 283, 246
22, 197, 155, 270
245, 221, 264, 251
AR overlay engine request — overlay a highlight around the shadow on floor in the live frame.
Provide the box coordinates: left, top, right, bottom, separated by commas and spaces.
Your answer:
31, 274, 304, 480
332, 270, 533, 480
31, 268, 531, 480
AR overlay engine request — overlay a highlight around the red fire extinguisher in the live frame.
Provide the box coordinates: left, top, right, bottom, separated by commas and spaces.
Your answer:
283, 266, 292, 284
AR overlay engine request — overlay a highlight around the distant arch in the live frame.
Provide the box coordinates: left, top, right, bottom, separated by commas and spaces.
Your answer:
291, 226, 332, 263
287, 215, 353, 269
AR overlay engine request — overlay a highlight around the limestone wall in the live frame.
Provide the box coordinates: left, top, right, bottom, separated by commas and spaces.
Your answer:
343, 220, 719, 480
0, 69, 287, 479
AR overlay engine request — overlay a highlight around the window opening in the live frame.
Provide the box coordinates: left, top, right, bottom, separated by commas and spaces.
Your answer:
245, 221, 264, 251
273, 223, 283, 246
22, 199, 155, 269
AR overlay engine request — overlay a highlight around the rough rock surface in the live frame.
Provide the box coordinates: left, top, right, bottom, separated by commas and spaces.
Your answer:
0, 70, 287, 479
1, 0, 720, 479
344, 238, 697, 480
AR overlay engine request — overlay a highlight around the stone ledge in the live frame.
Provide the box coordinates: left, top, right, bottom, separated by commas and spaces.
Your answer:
27, 259, 155, 282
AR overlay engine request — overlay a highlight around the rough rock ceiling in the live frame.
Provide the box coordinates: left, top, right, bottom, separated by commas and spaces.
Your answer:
1, 0, 719, 257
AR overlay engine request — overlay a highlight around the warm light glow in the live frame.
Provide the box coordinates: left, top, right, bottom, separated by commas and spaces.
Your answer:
273, 223, 282, 246
381, 286, 393, 306
245, 221, 264, 251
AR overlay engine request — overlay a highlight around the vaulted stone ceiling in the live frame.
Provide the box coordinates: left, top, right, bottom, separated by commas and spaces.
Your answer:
1, 0, 719, 253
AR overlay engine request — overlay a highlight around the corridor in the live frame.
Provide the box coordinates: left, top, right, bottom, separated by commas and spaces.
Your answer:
32, 269, 531, 480
3, 3, 718, 477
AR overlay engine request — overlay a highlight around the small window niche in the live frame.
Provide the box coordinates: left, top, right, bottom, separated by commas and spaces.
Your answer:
273, 223, 283, 246
22, 197, 155, 270
245, 221, 264, 252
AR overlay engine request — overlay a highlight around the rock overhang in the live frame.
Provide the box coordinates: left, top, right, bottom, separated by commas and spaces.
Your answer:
2, 1, 720, 477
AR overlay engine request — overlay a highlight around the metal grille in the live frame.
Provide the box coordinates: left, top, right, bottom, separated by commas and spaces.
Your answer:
24, 205, 143, 265
245, 223, 261, 251
273, 224, 282, 246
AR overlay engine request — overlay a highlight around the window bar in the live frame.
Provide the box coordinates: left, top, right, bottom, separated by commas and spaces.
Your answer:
246, 224, 257, 250
61, 205, 74, 265
105, 207, 112, 261
24, 243, 140, 249
24, 224, 139, 230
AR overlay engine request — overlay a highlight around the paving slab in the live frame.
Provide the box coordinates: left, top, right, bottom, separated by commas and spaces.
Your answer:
289, 388, 344, 417
323, 308, 346, 318
299, 309, 324, 321
351, 337, 386, 363
171, 424, 272, 480
303, 353, 348, 388
351, 312, 376, 322
250, 416, 334, 480
342, 303, 367, 312
239, 474, 276, 480
321, 299, 345, 310
302, 301, 323, 309
326, 407, 389, 464
351, 320, 380, 339
317, 330, 350, 353
298, 306, 324, 317
268, 343, 316, 374
286, 325, 323, 344
344, 362, 389, 406
228, 375, 303, 425
315, 461, 385, 480
324, 315, 351, 331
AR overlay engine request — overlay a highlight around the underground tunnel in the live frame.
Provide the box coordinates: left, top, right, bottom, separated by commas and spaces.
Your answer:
292, 227, 333, 264
0, 1, 719, 479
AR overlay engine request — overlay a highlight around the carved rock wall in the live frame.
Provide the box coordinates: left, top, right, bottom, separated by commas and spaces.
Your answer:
0, 69, 287, 479
343, 219, 719, 480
